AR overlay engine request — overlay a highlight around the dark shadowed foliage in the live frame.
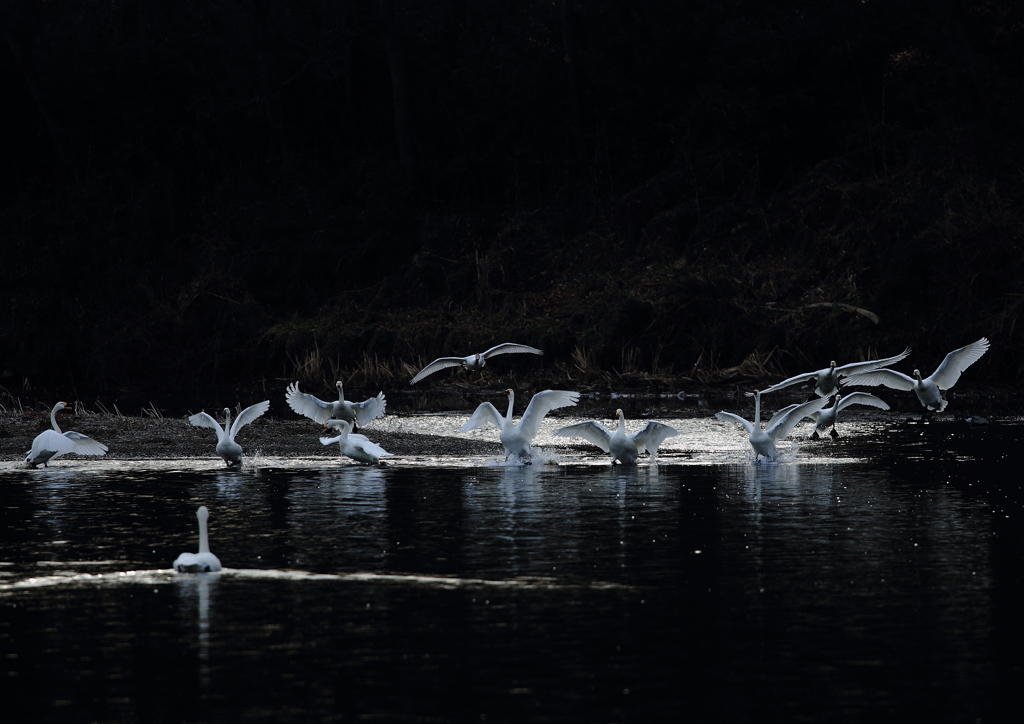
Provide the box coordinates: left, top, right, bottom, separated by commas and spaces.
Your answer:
2, 0, 1023, 408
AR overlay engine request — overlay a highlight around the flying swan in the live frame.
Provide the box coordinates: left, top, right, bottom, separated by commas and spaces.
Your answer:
461, 388, 579, 462
716, 391, 831, 463
410, 343, 543, 384
188, 401, 270, 466
286, 381, 385, 431
751, 347, 911, 399
554, 409, 679, 464
843, 337, 990, 414
25, 401, 108, 468
173, 506, 222, 573
320, 419, 393, 464
791, 391, 891, 439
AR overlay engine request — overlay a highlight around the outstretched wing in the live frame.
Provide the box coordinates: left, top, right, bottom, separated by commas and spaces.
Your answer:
461, 402, 505, 433
553, 420, 613, 452
229, 400, 270, 438
765, 403, 801, 431
843, 368, 916, 391
352, 391, 387, 426
751, 369, 824, 396
632, 422, 679, 454
63, 431, 108, 456
410, 357, 467, 384
715, 411, 754, 435
481, 343, 544, 359
285, 381, 334, 423
517, 390, 580, 442
188, 412, 226, 441
835, 347, 912, 377
930, 337, 989, 390
835, 392, 890, 412
767, 396, 831, 441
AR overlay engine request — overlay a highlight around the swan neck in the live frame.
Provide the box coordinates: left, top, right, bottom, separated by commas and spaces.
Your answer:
506, 391, 515, 422
754, 393, 761, 426
197, 508, 211, 554
50, 403, 62, 434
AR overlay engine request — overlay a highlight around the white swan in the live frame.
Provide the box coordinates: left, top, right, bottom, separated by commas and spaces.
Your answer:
320, 419, 393, 464
716, 391, 830, 463
410, 343, 543, 384
554, 409, 679, 464
188, 401, 270, 466
285, 381, 386, 430
805, 391, 890, 439
461, 388, 579, 462
843, 337, 990, 413
173, 506, 222, 573
24, 401, 109, 468
751, 347, 911, 399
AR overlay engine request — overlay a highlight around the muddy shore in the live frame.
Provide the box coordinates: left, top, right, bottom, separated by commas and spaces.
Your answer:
1, 387, 1013, 465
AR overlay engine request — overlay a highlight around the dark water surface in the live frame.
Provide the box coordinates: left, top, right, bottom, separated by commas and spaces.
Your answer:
1, 420, 1022, 722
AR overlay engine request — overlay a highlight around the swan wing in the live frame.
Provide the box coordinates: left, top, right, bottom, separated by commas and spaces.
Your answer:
481, 343, 544, 359
62, 431, 108, 456
765, 403, 802, 431
351, 392, 387, 426
285, 382, 334, 423
929, 337, 990, 390
189, 412, 226, 441
228, 400, 270, 438
843, 368, 916, 391
410, 357, 468, 384
631, 422, 679, 454
460, 402, 505, 432
835, 347, 912, 377
29, 429, 77, 457
552, 421, 613, 452
517, 390, 580, 442
753, 369, 824, 396
353, 438, 392, 458
319, 435, 342, 446
835, 392, 890, 412
715, 411, 754, 435
767, 396, 831, 441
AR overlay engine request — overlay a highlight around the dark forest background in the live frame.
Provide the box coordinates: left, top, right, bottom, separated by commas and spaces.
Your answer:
2, 0, 1023, 411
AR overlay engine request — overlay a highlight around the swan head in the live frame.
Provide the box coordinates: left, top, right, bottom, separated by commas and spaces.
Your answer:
616, 408, 624, 418
913, 369, 922, 380
830, 361, 836, 368
336, 381, 343, 389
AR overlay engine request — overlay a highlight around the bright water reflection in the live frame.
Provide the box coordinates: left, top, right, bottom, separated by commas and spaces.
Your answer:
1, 420, 1022, 722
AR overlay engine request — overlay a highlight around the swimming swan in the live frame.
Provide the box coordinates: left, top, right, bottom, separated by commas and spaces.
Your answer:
410, 343, 543, 384
188, 401, 270, 466
24, 401, 108, 467
843, 337, 989, 413
173, 506, 222, 573
554, 409, 679, 464
752, 347, 911, 399
461, 388, 579, 462
286, 381, 385, 430
716, 391, 830, 463
320, 419, 393, 464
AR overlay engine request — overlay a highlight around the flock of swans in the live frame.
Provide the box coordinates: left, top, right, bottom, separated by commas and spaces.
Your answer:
153, 337, 988, 577
23, 337, 990, 469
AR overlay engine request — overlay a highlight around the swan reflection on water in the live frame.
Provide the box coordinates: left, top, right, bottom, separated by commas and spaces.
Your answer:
176, 572, 215, 688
